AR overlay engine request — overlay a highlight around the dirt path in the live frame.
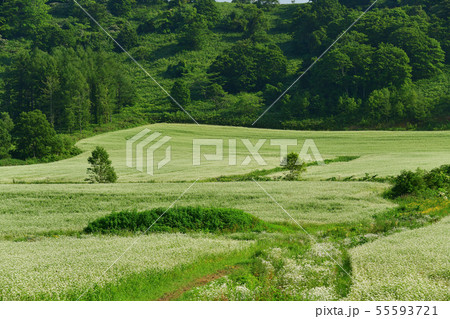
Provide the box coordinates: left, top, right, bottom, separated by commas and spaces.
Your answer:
158, 267, 236, 301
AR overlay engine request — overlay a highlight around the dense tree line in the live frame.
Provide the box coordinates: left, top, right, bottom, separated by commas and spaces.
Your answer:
272, 0, 448, 129
2, 47, 135, 133
0, 109, 80, 161
0, 0, 449, 157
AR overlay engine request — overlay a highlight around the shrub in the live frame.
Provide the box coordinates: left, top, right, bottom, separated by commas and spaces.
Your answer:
388, 165, 450, 198
389, 169, 426, 198
424, 167, 450, 190
84, 206, 265, 234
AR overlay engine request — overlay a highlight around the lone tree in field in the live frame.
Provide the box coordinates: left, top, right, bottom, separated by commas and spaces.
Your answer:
86, 146, 117, 183
282, 152, 306, 181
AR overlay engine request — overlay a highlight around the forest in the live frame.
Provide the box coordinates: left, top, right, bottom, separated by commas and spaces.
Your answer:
0, 0, 449, 160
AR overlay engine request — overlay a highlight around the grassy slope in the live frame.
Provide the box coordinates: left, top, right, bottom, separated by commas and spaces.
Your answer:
349, 216, 450, 301
0, 181, 392, 239
0, 123, 449, 183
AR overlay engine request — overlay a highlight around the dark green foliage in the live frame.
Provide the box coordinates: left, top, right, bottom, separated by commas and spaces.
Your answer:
0, 112, 13, 159
116, 22, 139, 51
223, 4, 268, 35
209, 40, 287, 93
170, 79, 191, 106
12, 110, 59, 159
371, 43, 412, 88
282, 2, 449, 129
255, 0, 279, 11
179, 19, 211, 50
66, 0, 109, 25
424, 167, 450, 190
389, 169, 427, 198
292, 0, 346, 42
34, 23, 78, 52
0, 0, 449, 131
86, 146, 118, 183
339, 0, 371, 8
166, 61, 189, 77
193, 0, 221, 27
389, 27, 445, 79
282, 152, 307, 181
388, 165, 450, 198
2, 47, 135, 131
0, 110, 79, 162
108, 0, 135, 16
0, 112, 14, 132
84, 206, 265, 234
142, 4, 199, 34
0, 0, 51, 38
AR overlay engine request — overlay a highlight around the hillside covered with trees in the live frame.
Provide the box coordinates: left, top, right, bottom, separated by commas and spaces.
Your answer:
0, 0, 449, 160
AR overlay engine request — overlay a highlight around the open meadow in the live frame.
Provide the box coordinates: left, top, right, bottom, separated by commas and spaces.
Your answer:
0, 124, 449, 301
0, 124, 449, 183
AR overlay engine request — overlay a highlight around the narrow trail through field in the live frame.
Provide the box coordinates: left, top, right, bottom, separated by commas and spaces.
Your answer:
158, 267, 237, 301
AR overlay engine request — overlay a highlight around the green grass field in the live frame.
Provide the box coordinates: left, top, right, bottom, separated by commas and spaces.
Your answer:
0, 124, 449, 183
0, 124, 448, 301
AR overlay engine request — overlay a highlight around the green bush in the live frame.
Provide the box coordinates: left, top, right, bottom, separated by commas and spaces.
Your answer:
424, 168, 450, 190
84, 206, 265, 234
389, 165, 450, 198
390, 169, 426, 198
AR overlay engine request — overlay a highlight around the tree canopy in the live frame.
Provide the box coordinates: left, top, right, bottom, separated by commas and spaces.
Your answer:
0, 0, 448, 140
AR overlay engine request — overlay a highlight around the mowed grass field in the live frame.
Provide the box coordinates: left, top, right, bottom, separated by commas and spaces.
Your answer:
0, 124, 449, 182
0, 124, 448, 300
